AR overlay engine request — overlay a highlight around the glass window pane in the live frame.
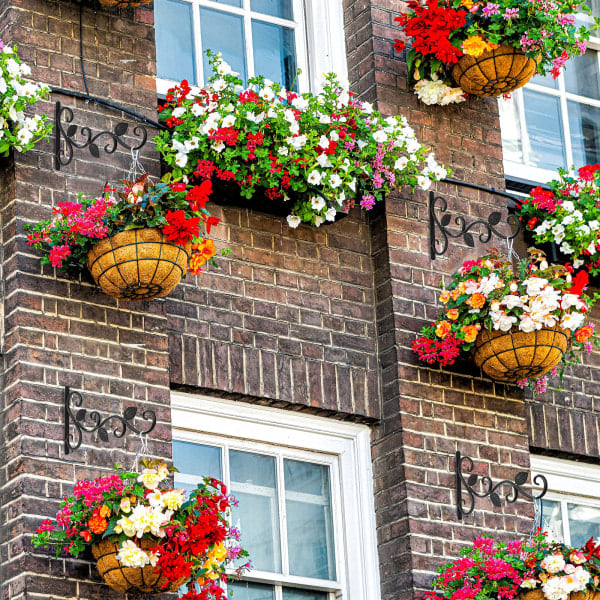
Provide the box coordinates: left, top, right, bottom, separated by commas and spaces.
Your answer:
251, 0, 293, 19
228, 582, 275, 600
173, 441, 222, 479
564, 52, 600, 99
522, 89, 566, 170
214, 0, 242, 6
230, 450, 281, 573
155, 0, 196, 84
541, 500, 564, 543
284, 460, 336, 581
252, 20, 297, 90
530, 71, 559, 90
568, 100, 600, 167
200, 8, 247, 83
282, 589, 329, 600
567, 503, 600, 546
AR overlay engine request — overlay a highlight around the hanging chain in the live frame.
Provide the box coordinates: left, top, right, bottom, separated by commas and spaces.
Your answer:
126, 147, 147, 183
506, 235, 520, 264
131, 432, 151, 473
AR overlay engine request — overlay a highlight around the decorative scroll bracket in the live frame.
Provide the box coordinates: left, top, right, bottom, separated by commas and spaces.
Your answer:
456, 451, 548, 519
54, 101, 149, 170
64, 386, 157, 454
429, 190, 521, 259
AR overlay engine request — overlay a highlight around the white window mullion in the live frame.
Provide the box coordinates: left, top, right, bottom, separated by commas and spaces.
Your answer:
192, 2, 204, 86
277, 456, 290, 577
275, 586, 284, 600
557, 74, 575, 173
561, 499, 572, 544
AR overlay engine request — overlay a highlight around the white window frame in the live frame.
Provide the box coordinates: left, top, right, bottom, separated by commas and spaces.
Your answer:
501, 31, 600, 184
530, 455, 600, 544
171, 393, 381, 600
155, 0, 348, 95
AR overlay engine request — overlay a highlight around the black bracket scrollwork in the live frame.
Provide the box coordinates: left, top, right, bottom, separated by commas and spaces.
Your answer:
64, 386, 157, 454
54, 101, 149, 170
429, 188, 521, 259
456, 451, 548, 519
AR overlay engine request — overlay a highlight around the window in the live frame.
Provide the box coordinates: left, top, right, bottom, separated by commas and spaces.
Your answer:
500, 2, 600, 184
171, 393, 380, 600
154, 0, 347, 94
530, 455, 600, 546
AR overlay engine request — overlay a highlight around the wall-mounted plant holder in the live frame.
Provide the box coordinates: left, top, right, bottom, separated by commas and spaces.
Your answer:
64, 386, 157, 454
456, 451, 548, 519
430, 179, 522, 259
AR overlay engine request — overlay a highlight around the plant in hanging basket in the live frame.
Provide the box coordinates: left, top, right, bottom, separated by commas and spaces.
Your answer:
31, 460, 250, 598
393, 0, 599, 105
427, 532, 600, 600
25, 174, 226, 300
412, 248, 598, 390
516, 165, 600, 278
154, 51, 448, 229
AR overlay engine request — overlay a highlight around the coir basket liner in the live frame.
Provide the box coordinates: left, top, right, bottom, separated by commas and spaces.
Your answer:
87, 228, 191, 301
93, 538, 185, 594
452, 44, 537, 97
520, 590, 600, 600
473, 326, 569, 382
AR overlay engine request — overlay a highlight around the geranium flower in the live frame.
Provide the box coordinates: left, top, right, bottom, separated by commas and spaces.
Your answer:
163, 210, 201, 246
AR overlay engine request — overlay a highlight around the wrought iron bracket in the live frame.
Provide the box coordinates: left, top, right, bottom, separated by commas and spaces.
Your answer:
456, 451, 548, 519
64, 386, 157, 454
429, 188, 521, 259
54, 101, 150, 170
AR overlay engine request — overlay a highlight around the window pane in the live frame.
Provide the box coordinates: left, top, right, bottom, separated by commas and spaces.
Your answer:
230, 450, 281, 573
252, 20, 297, 90
530, 71, 559, 90
173, 441, 222, 479
568, 100, 600, 167
564, 52, 600, 99
200, 8, 247, 83
285, 460, 336, 581
251, 0, 293, 19
155, 0, 196, 84
228, 582, 275, 599
567, 503, 600, 546
213, 0, 242, 6
541, 500, 564, 543
282, 589, 329, 600
522, 89, 566, 170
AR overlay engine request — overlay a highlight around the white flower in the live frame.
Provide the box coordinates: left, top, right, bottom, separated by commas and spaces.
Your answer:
501, 295, 524, 310
191, 103, 205, 117
330, 130, 339, 141
115, 516, 136, 537
317, 153, 332, 168
5, 59, 19, 78
417, 175, 431, 191
212, 79, 227, 92
519, 314, 537, 333
562, 200, 575, 212
560, 241, 574, 254
172, 106, 185, 119
589, 220, 600, 231
361, 101, 374, 114
510, 283, 518, 292
561, 293, 585, 310
314, 215, 325, 227
288, 135, 307, 149
116, 541, 150, 568
325, 207, 337, 222
394, 157, 408, 171
318, 113, 331, 124
216, 60, 232, 76
535, 221, 553, 235
329, 173, 342, 188
278, 146, 289, 156
147, 491, 164, 508
542, 578, 569, 600
184, 136, 200, 151
493, 312, 518, 331
307, 170, 322, 185
246, 111, 265, 124
138, 468, 165, 490
259, 87, 274, 101
175, 153, 188, 167
311, 196, 326, 211
319, 135, 330, 150
372, 129, 388, 144
562, 215, 576, 225
221, 114, 236, 128
588, 240, 597, 254
520, 579, 538, 590
524, 278, 549, 296
291, 96, 309, 110
211, 141, 225, 153
162, 489, 185, 510
287, 214, 301, 228
573, 259, 584, 268
283, 109, 296, 124
16, 128, 32, 145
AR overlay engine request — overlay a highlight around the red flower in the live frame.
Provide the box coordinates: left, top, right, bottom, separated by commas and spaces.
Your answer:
163, 210, 201, 246
567, 270, 589, 297
187, 180, 212, 211
172, 182, 187, 192
578, 163, 600, 182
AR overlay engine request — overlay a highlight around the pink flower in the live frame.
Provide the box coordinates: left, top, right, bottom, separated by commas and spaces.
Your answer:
48, 245, 71, 268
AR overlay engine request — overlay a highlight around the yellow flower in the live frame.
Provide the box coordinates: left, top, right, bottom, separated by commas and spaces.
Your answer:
162, 489, 185, 511
446, 308, 460, 321
208, 543, 228, 562
462, 35, 493, 58
440, 290, 451, 304
120, 497, 132, 513
435, 321, 452, 339
460, 0, 473, 7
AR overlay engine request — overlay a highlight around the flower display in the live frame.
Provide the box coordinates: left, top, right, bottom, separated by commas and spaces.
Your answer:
155, 51, 448, 228
31, 460, 250, 600
0, 40, 52, 154
25, 174, 222, 278
412, 248, 597, 388
427, 532, 600, 600
394, 0, 599, 104
516, 165, 600, 276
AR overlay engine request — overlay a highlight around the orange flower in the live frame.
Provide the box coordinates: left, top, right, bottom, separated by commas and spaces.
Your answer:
467, 293, 486, 309
451, 288, 462, 301
99, 505, 111, 519
80, 529, 92, 542
446, 308, 459, 321
460, 0, 474, 7
199, 238, 216, 261
461, 35, 495, 57
440, 291, 451, 304
462, 325, 479, 343
575, 325, 594, 343
435, 321, 452, 339
88, 513, 108, 535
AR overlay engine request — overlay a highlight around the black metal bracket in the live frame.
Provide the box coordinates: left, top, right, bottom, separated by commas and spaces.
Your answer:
429, 180, 522, 259
64, 386, 157, 454
54, 101, 150, 170
456, 451, 548, 519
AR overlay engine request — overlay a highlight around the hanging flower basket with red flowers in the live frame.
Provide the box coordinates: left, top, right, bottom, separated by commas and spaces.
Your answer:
394, 0, 599, 105
25, 175, 226, 301
31, 461, 250, 597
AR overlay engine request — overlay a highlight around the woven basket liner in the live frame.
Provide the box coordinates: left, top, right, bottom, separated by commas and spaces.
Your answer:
98, 0, 152, 7
521, 591, 600, 600
472, 326, 568, 382
92, 538, 186, 594
452, 44, 536, 97
87, 228, 191, 301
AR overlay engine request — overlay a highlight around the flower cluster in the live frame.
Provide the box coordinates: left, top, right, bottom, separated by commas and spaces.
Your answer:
516, 165, 600, 276
427, 532, 600, 600
31, 461, 249, 600
394, 0, 598, 103
412, 248, 597, 385
0, 40, 52, 154
155, 51, 447, 228
25, 175, 221, 278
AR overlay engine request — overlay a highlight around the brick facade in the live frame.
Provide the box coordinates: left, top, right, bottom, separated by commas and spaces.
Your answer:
0, 1, 598, 600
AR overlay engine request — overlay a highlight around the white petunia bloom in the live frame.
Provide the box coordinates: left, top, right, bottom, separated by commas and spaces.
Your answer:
172, 106, 186, 119
221, 114, 236, 128
175, 153, 188, 168
325, 207, 337, 222
394, 157, 408, 171
417, 175, 431, 191
287, 214, 301, 228
307, 170, 322, 185
372, 129, 388, 144
561, 200, 575, 212
310, 196, 326, 211
191, 103, 205, 117
329, 173, 342, 188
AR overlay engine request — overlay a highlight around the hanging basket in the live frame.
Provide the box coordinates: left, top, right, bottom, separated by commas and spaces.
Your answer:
87, 228, 191, 301
97, 0, 153, 7
452, 44, 537, 97
472, 326, 569, 382
520, 590, 600, 600
92, 538, 185, 594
